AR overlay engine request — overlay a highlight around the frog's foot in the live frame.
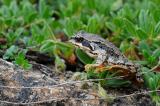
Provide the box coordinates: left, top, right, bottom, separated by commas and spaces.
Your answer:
85, 64, 100, 71
84, 63, 106, 72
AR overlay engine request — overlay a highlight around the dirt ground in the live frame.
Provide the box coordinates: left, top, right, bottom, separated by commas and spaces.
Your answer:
0, 59, 156, 106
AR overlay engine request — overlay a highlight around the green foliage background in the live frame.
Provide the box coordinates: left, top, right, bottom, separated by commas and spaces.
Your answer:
0, 0, 160, 104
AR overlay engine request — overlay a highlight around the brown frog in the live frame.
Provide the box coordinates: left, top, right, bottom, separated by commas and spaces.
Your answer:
69, 31, 143, 85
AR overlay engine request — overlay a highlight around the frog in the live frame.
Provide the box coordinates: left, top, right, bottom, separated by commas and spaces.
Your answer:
69, 31, 143, 85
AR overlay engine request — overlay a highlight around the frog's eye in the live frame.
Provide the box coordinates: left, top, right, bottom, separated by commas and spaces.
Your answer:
76, 37, 84, 42
82, 40, 93, 50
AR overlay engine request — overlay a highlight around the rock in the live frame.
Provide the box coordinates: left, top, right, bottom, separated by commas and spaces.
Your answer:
0, 59, 105, 106
0, 59, 156, 106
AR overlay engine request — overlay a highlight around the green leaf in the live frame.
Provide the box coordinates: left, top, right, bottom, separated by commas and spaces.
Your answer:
149, 78, 155, 90
75, 48, 93, 64
21, 0, 36, 23
4, 18, 12, 26
138, 9, 154, 34
123, 18, 136, 36
31, 24, 45, 44
154, 21, 160, 36
98, 83, 115, 101
63, 18, 72, 35
153, 10, 160, 22
136, 60, 148, 66
3, 45, 19, 60
0, 5, 11, 17
63, 17, 83, 37
95, 0, 112, 14
15, 27, 24, 37
40, 40, 55, 52
111, 0, 123, 11
113, 17, 124, 28
15, 52, 32, 70
0, 17, 6, 32
139, 9, 148, 31
105, 79, 131, 87
142, 50, 150, 59
105, 22, 116, 31
56, 42, 73, 57
87, 17, 98, 33
152, 48, 160, 58
55, 55, 66, 72
138, 40, 151, 53
86, 0, 95, 9
119, 41, 130, 52
1, 0, 12, 6
27, 12, 38, 22
98, 83, 108, 99
86, 15, 102, 33
39, 0, 52, 18
148, 56, 156, 64
9, 0, 19, 16
136, 28, 148, 40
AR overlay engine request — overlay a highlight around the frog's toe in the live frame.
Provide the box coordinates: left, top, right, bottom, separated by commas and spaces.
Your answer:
95, 66, 109, 73
85, 64, 97, 71
85, 64, 93, 71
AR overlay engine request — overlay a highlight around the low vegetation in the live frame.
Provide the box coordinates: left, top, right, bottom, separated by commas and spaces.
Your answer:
0, 0, 160, 104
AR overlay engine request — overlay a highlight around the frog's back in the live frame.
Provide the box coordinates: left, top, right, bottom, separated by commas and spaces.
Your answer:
86, 33, 127, 59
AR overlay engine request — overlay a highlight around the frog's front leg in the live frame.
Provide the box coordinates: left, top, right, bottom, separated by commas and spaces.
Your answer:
85, 50, 107, 71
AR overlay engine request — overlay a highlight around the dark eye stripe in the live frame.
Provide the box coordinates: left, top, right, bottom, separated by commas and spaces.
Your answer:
82, 40, 93, 50
75, 37, 84, 42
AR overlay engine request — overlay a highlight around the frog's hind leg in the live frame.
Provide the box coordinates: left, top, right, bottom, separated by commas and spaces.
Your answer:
95, 65, 128, 73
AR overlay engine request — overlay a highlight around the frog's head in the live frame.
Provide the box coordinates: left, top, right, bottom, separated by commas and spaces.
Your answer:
69, 31, 100, 58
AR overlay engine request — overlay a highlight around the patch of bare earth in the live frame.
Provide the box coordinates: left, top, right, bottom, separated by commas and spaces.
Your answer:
0, 59, 156, 106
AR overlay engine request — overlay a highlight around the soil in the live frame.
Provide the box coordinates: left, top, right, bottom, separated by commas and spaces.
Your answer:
0, 58, 156, 106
